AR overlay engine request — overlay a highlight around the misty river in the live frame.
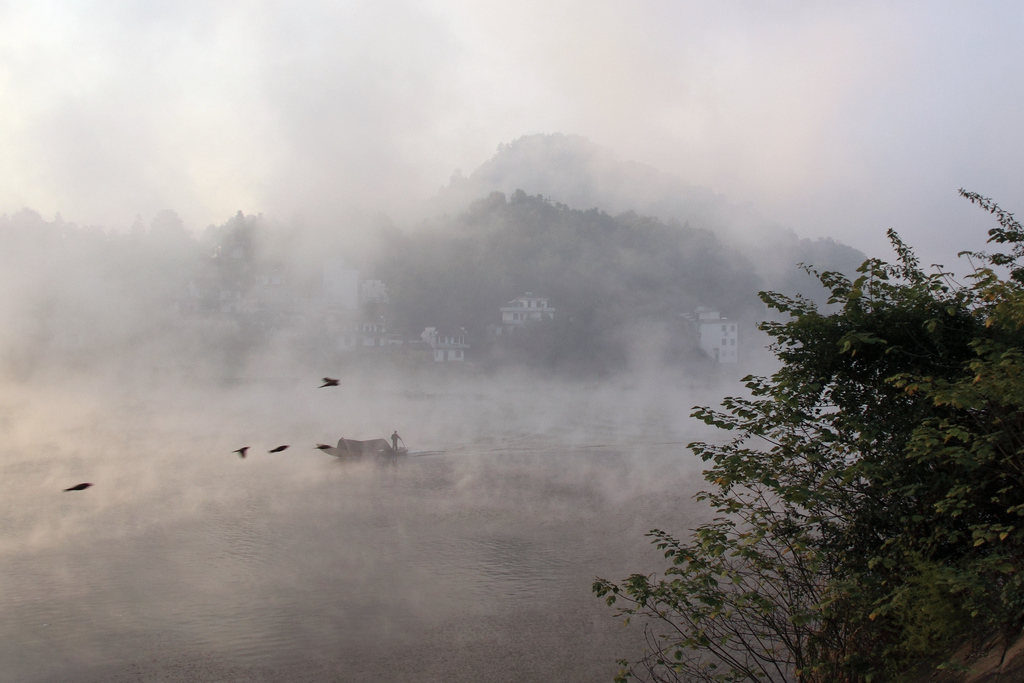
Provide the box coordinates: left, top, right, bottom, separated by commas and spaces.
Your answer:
0, 369, 721, 682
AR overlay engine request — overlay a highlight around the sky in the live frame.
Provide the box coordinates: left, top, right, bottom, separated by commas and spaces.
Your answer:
1, 0, 1022, 266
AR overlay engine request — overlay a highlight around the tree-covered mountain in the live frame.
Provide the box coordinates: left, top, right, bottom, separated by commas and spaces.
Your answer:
430, 134, 865, 303
377, 190, 802, 374
433, 134, 746, 236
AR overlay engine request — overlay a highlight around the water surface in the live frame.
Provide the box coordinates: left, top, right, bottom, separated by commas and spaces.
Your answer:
0, 373, 715, 682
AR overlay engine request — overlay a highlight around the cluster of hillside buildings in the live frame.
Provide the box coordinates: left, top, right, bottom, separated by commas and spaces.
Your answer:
178, 255, 737, 364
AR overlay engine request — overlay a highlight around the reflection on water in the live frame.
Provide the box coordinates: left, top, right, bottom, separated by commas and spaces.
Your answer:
0, 375, 715, 682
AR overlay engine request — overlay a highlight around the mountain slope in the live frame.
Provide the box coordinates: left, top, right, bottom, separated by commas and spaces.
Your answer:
433, 133, 749, 235
429, 133, 865, 304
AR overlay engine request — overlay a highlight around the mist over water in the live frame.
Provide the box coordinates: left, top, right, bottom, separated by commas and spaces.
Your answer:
1, 367, 723, 682
1, 3, 1015, 680
0, 145, 800, 680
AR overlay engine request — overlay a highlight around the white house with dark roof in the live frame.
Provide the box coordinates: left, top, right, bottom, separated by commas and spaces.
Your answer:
360, 279, 389, 305
500, 293, 555, 331
421, 326, 468, 362
336, 319, 394, 350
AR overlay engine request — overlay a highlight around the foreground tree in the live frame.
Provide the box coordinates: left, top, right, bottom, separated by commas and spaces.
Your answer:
595, 192, 1024, 682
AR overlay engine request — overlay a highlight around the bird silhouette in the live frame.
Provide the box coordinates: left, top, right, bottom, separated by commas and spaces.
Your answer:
269, 445, 289, 453
319, 377, 340, 388
63, 483, 92, 492
234, 447, 249, 459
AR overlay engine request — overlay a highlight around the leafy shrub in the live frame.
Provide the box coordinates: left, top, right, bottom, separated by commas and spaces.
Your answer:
596, 192, 1024, 682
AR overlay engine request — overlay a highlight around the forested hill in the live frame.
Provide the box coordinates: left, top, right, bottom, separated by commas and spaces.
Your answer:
429, 133, 865, 306
375, 190, 863, 374
433, 133, 743, 235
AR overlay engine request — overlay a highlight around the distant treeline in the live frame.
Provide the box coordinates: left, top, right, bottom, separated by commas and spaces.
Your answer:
0, 208, 271, 378
0, 194, 864, 378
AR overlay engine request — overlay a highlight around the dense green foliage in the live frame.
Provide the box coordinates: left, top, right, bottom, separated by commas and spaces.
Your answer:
595, 192, 1024, 681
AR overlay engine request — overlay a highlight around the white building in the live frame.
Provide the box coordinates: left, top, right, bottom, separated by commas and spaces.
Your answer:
421, 326, 468, 362
322, 259, 359, 310
500, 293, 555, 331
696, 307, 738, 364
336, 319, 400, 350
360, 279, 389, 305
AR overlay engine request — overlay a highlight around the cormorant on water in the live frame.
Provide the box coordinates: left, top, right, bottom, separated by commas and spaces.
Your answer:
63, 483, 92, 492
269, 445, 289, 453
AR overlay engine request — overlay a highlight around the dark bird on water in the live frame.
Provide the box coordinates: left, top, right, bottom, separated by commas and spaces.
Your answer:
234, 447, 249, 459
269, 445, 289, 453
319, 377, 340, 388
63, 483, 92, 492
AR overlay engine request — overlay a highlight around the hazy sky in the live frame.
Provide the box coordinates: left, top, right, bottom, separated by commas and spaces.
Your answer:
1, 1, 1022, 265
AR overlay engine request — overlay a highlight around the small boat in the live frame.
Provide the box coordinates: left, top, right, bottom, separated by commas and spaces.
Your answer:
317, 438, 407, 457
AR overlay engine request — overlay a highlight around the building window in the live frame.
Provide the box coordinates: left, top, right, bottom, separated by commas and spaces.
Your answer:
721, 339, 727, 346
730, 339, 735, 346
722, 325, 727, 332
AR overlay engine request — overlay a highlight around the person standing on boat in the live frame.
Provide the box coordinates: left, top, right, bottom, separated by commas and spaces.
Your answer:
391, 431, 404, 453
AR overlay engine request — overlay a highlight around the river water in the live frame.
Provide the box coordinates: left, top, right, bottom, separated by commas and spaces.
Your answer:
0, 370, 719, 682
